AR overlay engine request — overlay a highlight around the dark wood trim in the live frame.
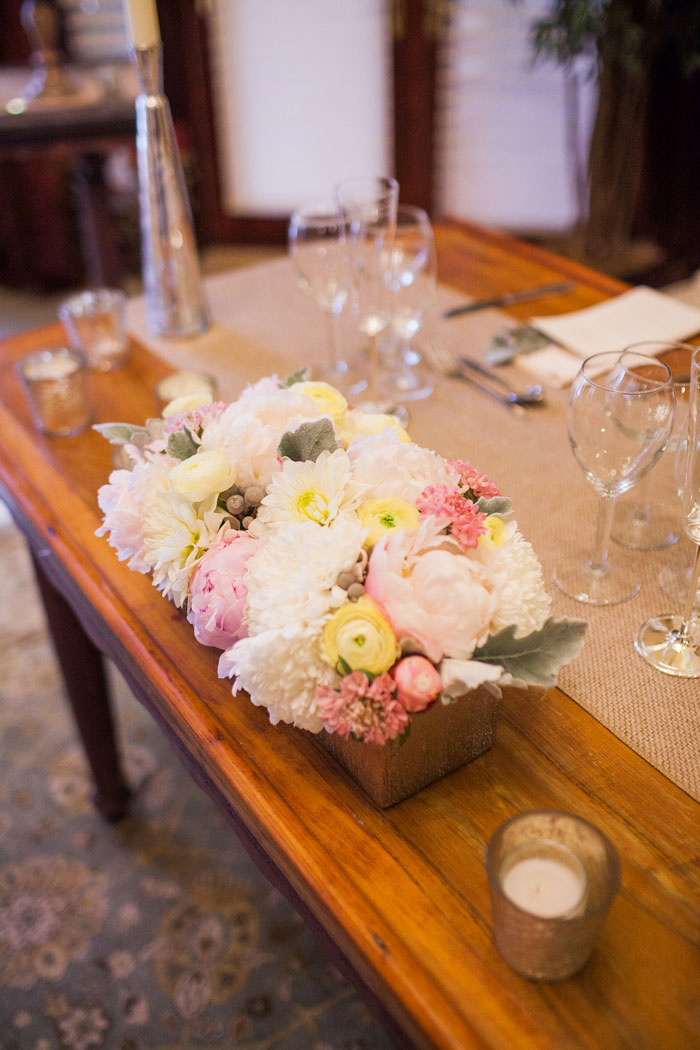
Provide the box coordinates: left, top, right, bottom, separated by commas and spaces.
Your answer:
392, 0, 438, 211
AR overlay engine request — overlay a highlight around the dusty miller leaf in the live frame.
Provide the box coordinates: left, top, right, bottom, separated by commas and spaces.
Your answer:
167, 428, 199, 461
477, 495, 512, 516
93, 422, 150, 445
284, 367, 310, 387
472, 617, 587, 690
278, 418, 339, 462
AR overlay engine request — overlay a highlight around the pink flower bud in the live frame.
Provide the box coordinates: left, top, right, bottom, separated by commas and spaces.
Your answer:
392, 655, 442, 713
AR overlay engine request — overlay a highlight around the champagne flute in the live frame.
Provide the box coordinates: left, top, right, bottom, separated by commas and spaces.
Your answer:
612, 342, 693, 550
335, 175, 399, 413
554, 350, 675, 606
379, 204, 435, 402
635, 345, 700, 676
288, 197, 355, 390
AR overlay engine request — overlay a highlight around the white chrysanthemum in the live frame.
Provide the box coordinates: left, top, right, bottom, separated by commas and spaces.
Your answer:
347, 430, 456, 502
244, 517, 366, 633
250, 448, 366, 535
219, 624, 336, 731
142, 490, 226, 608
487, 523, 552, 636
96, 451, 175, 572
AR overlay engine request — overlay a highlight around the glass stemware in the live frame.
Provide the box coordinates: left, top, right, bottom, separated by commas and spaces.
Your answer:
378, 204, 435, 403
635, 345, 700, 676
288, 197, 356, 390
335, 175, 399, 413
553, 350, 675, 606
612, 342, 693, 550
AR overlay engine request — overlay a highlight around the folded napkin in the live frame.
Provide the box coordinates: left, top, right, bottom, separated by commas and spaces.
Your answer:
517, 285, 700, 388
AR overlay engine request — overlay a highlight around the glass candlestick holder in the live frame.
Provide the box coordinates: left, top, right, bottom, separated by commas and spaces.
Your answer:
486, 810, 620, 980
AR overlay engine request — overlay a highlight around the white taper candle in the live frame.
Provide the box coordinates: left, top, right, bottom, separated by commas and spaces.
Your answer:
124, 0, 161, 49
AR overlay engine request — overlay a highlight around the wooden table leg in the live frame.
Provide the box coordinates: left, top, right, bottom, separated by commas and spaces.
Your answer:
30, 551, 132, 821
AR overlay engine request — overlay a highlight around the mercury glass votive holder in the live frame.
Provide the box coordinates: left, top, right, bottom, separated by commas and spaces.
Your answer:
486, 809, 620, 980
17, 346, 92, 437
59, 288, 130, 372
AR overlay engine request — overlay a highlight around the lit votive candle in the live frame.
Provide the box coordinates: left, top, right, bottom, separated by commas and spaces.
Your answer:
17, 347, 92, 437
500, 840, 588, 919
486, 810, 620, 980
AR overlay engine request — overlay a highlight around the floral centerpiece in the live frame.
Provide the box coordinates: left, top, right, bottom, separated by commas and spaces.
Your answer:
95, 372, 585, 752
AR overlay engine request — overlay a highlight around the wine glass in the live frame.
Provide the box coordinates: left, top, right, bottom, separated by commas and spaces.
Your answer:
612, 342, 693, 550
635, 345, 700, 676
288, 197, 356, 390
335, 175, 399, 413
378, 204, 435, 402
658, 377, 699, 601
553, 350, 675, 606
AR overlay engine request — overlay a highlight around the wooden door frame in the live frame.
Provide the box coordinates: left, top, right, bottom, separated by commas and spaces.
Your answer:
158, 0, 437, 247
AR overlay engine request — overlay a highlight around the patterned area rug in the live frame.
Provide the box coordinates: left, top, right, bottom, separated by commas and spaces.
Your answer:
0, 519, 396, 1050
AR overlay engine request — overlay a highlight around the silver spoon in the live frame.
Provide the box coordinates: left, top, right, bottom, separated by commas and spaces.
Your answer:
458, 355, 545, 405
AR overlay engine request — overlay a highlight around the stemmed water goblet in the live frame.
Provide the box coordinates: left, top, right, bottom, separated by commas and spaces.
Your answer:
554, 350, 675, 606
335, 175, 400, 414
378, 204, 435, 403
635, 345, 700, 676
612, 342, 693, 550
288, 197, 357, 390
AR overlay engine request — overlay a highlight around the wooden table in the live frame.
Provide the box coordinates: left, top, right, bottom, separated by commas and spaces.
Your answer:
0, 218, 698, 1050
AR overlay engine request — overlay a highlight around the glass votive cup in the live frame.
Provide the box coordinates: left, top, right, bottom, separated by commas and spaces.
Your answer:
59, 287, 130, 372
17, 346, 93, 437
486, 809, 620, 981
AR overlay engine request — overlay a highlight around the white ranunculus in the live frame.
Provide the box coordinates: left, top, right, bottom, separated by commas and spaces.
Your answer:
168, 449, 237, 503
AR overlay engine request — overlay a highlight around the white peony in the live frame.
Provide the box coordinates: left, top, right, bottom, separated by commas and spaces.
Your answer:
347, 430, 457, 503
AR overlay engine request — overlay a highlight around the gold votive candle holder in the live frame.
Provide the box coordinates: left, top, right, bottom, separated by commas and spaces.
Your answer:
17, 346, 92, 437
59, 288, 130, 372
486, 809, 620, 980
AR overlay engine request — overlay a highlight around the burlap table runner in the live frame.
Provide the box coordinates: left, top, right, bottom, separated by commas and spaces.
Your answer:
126, 257, 700, 803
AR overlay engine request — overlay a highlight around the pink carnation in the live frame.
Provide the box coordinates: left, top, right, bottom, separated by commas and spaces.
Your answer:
186, 530, 260, 648
316, 671, 409, 746
392, 655, 442, 712
448, 459, 501, 500
417, 484, 487, 550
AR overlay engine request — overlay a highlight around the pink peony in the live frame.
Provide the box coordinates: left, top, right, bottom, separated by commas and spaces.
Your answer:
365, 530, 497, 663
187, 531, 260, 648
316, 671, 408, 746
392, 655, 442, 712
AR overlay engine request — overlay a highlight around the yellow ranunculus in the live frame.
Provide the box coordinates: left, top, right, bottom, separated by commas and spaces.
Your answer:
358, 498, 420, 549
323, 596, 400, 675
479, 514, 508, 550
162, 391, 213, 418
339, 410, 411, 445
292, 381, 348, 423
169, 449, 237, 503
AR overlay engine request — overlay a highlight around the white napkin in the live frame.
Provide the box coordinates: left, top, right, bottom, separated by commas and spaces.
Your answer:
531, 285, 700, 359
517, 285, 700, 388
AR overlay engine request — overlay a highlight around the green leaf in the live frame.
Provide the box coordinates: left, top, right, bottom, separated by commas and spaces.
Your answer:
92, 422, 150, 445
278, 418, 339, 462
284, 367, 310, 387
336, 655, 353, 677
472, 617, 587, 690
391, 721, 411, 754
167, 429, 199, 461
477, 496, 512, 516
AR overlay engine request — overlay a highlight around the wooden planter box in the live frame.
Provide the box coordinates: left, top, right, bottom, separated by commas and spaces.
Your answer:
315, 687, 499, 807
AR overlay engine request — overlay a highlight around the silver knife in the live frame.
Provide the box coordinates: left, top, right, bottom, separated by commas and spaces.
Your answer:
443, 281, 574, 319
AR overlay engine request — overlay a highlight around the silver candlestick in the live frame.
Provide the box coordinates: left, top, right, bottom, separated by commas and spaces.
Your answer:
131, 44, 210, 338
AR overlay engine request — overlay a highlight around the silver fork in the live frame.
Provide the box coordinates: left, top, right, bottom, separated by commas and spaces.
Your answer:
424, 341, 530, 417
